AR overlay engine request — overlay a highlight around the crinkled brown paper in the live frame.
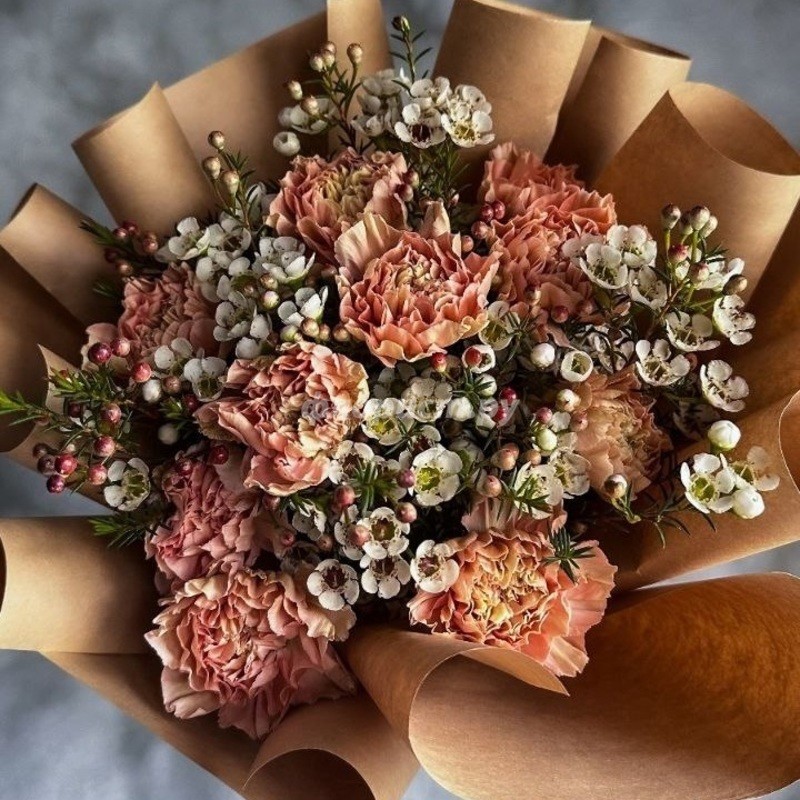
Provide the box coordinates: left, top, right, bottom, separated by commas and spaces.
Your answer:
2, 1, 800, 798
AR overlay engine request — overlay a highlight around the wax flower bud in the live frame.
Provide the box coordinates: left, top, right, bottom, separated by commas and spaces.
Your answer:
207, 130, 225, 150
689, 205, 711, 231
285, 80, 303, 101
604, 473, 628, 500
707, 420, 741, 452
660, 204, 681, 230
529, 342, 556, 369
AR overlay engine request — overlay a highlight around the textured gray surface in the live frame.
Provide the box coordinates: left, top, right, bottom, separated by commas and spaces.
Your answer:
0, 0, 799, 798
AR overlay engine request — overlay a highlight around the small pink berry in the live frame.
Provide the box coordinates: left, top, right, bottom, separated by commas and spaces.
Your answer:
32, 443, 50, 459
100, 403, 122, 425
54, 454, 78, 476
94, 436, 116, 458
112, 226, 129, 241
499, 386, 518, 405
131, 362, 152, 383
398, 469, 416, 488
110, 337, 131, 358
334, 485, 356, 508
122, 220, 139, 235
88, 342, 112, 365
463, 346, 483, 369
37, 455, 56, 475
47, 474, 66, 494
396, 502, 417, 524
208, 444, 229, 466
87, 464, 108, 485
182, 393, 200, 412
535, 406, 553, 424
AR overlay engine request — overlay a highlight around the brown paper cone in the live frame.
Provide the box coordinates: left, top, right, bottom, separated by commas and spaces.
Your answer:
0, 517, 156, 653
547, 29, 690, 184
595, 83, 800, 300
0, 185, 113, 326
347, 575, 800, 800
0, 249, 83, 453
73, 84, 214, 233
344, 627, 566, 740
435, 0, 590, 173
164, 14, 325, 181
607, 391, 800, 592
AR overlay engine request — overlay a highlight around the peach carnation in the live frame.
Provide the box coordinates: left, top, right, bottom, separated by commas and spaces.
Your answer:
146, 570, 356, 739
334, 204, 498, 366
409, 510, 616, 677
268, 148, 409, 265
575, 367, 672, 495
145, 457, 272, 584
87, 264, 216, 362
197, 342, 368, 495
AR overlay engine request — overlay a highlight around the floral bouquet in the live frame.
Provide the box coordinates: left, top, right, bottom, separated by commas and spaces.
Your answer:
1, 1, 800, 799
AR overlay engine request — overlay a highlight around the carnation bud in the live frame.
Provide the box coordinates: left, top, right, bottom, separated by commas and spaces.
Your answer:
87, 464, 108, 485
158, 423, 180, 446
88, 342, 112, 366
286, 79, 303, 101
220, 170, 240, 195
724, 275, 748, 296
207, 130, 226, 150
131, 362, 152, 384
604, 473, 628, 500
660, 204, 681, 230
94, 435, 116, 458
478, 473, 503, 498
396, 502, 417, 524
667, 244, 690, 265
347, 42, 363, 65
708, 419, 741, 452
689, 205, 711, 231
555, 388, 581, 413
122, 220, 139, 235
46, 474, 66, 494
529, 342, 556, 369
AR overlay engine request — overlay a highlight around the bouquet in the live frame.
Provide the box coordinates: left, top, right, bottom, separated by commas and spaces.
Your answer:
1, 1, 800, 799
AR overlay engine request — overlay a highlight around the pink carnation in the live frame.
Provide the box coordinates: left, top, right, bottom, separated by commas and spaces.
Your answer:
146, 570, 356, 739
268, 148, 410, 265
145, 457, 272, 584
409, 508, 616, 677
87, 264, 216, 362
335, 204, 498, 366
575, 368, 672, 495
197, 342, 368, 495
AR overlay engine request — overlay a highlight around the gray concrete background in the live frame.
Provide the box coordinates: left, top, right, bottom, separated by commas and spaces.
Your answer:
0, 1, 798, 798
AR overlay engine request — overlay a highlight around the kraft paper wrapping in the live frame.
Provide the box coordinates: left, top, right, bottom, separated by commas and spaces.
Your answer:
0, 185, 113, 327
596, 82, 800, 300
348, 574, 800, 800
434, 0, 590, 175
3, 2, 800, 799
0, 517, 156, 654
73, 84, 214, 233
547, 29, 690, 184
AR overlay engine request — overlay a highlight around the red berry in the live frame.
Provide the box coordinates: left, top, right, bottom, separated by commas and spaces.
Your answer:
142, 237, 159, 255
463, 346, 483, 368
110, 337, 131, 358
54, 454, 78, 476
122, 220, 139, 235
493, 404, 510, 424
88, 342, 112, 365
182, 393, 200, 412
131, 362, 152, 383
32, 443, 50, 458
491, 200, 506, 220
100, 403, 122, 425
499, 386, 518, 405
208, 444, 229, 466
112, 226, 129, 241
479, 204, 495, 223
94, 436, 116, 457
87, 464, 108, 485
47, 474, 66, 494
37, 455, 56, 475
430, 352, 448, 372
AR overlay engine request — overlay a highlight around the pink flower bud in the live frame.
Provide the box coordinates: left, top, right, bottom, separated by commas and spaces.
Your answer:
88, 342, 112, 365
87, 464, 108, 485
131, 362, 152, 383
54, 454, 78, 476
93, 436, 116, 458
47, 474, 66, 494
